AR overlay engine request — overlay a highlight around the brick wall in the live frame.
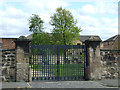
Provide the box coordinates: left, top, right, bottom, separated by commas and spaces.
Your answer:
103, 41, 114, 50
2, 38, 17, 49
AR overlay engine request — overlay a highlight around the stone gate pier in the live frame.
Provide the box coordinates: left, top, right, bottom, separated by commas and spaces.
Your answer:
14, 36, 32, 82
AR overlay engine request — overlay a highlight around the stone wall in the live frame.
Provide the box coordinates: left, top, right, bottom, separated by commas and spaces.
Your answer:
100, 50, 120, 79
1, 49, 16, 81
1, 36, 32, 82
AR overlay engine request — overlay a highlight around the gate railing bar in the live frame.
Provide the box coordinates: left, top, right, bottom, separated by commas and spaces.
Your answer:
49, 48, 51, 80
85, 44, 88, 79
37, 48, 40, 79
67, 48, 69, 80
40, 48, 42, 80
33, 47, 35, 80
84, 46, 86, 79
41, 48, 43, 80
57, 46, 60, 81
35, 47, 36, 79
48, 48, 49, 80
52, 48, 54, 80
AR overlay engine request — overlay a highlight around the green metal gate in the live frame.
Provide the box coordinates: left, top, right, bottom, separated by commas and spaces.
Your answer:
29, 45, 86, 81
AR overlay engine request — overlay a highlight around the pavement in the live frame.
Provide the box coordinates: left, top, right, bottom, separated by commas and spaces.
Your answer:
97, 79, 119, 87
1, 79, 120, 88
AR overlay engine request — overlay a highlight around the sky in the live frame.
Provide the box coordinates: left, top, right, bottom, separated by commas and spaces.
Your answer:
0, 0, 119, 41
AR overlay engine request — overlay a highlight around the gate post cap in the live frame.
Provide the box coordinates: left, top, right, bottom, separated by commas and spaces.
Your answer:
14, 36, 31, 43
19, 36, 27, 40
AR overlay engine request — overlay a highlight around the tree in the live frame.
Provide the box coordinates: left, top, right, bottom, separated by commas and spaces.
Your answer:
50, 7, 82, 64
50, 7, 81, 45
28, 14, 53, 45
29, 14, 44, 35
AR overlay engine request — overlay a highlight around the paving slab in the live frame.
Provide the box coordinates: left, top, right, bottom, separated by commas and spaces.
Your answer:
96, 79, 119, 87
1, 81, 118, 88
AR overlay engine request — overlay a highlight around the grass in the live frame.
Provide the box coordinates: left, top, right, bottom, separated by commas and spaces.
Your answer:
31, 64, 85, 77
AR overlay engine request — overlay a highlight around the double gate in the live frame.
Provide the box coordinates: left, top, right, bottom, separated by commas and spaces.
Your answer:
29, 45, 86, 81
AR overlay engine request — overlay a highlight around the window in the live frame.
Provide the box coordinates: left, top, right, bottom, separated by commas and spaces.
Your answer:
77, 43, 81, 45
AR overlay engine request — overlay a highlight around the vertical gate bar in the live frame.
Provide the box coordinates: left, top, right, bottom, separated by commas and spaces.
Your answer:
41, 47, 42, 80
37, 48, 38, 80
52, 47, 53, 80
73, 47, 76, 80
79, 46, 81, 80
63, 46, 65, 80
35, 48, 36, 78
57, 45, 60, 81
65, 47, 67, 80
59, 47, 61, 80
46, 46, 48, 80
69, 48, 71, 80
50, 48, 51, 80
54, 46, 56, 80
45, 47, 46, 80
67, 47, 69, 80
73, 46, 75, 80
46, 48, 47, 80
62, 47, 64, 80
67, 46, 69, 80
42, 47, 43, 80
84, 45, 86, 79
81, 46, 83, 79
64, 46, 66, 80
30, 46, 32, 79
37, 48, 39, 80
44, 47, 46, 80
60, 47, 62, 80
33, 47, 35, 80
39, 48, 41, 80
77, 47, 78, 80
80, 47, 82, 80
82, 46, 83, 79
48, 48, 49, 80
77, 46, 78, 80
75, 47, 77, 80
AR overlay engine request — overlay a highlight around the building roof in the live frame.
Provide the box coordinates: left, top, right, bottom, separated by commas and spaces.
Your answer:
27, 34, 32, 40
79, 35, 101, 42
103, 34, 120, 42
27, 34, 101, 42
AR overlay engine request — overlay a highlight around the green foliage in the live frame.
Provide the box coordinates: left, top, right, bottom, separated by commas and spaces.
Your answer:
31, 32, 53, 45
50, 7, 82, 45
28, 14, 53, 45
29, 14, 44, 34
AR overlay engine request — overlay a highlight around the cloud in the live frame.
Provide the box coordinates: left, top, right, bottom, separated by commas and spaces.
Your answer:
79, 5, 96, 15
0, 7, 29, 38
0, 0, 68, 38
70, 5, 117, 40
0, 0, 118, 40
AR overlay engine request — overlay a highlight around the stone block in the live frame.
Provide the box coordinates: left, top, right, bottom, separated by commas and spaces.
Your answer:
17, 63, 29, 69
